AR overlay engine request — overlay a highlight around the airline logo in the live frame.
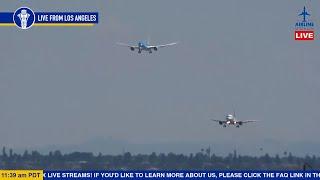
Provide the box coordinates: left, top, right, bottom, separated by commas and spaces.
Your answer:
294, 6, 315, 41
0, 7, 98, 30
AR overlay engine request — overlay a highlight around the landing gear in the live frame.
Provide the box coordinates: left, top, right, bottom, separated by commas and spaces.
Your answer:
149, 50, 152, 54
236, 125, 240, 128
138, 50, 141, 54
223, 125, 226, 128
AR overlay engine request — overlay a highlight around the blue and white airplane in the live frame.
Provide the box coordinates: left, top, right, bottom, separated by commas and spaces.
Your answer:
117, 41, 178, 54
299, 6, 310, 22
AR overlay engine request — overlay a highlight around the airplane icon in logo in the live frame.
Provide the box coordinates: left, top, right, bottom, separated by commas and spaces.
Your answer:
299, 6, 310, 22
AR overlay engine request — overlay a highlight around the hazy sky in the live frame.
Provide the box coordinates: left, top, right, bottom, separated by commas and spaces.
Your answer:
0, 0, 319, 155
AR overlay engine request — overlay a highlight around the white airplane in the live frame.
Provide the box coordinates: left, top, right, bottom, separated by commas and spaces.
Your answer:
117, 41, 178, 54
211, 112, 259, 128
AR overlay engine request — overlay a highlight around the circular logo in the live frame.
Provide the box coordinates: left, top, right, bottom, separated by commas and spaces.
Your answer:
13, 7, 35, 29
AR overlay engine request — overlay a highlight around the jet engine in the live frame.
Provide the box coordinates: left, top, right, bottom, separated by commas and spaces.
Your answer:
153, 47, 158, 51
130, 47, 135, 51
219, 121, 223, 125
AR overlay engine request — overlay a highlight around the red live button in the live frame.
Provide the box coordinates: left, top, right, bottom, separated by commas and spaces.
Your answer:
295, 30, 314, 40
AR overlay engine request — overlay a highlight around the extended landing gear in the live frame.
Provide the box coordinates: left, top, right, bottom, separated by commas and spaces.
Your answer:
138, 50, 141, 54
223, 125, 226, 128
149, 50, 152, 54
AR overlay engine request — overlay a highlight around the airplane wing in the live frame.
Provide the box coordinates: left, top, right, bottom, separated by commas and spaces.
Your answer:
210, 119, 225, 124
149, 42, 178, 49
117, 42, 139, 49
239, 120, 259, 124
299, 12, 311, 16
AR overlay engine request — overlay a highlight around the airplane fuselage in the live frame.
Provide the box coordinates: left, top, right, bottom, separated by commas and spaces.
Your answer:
137, 42, 157, 53
225, 120, 237, 125
138, 42, 148, 49
222, 114, 240, 127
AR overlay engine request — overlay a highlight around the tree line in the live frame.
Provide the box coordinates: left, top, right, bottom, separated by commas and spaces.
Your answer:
0, 147, 319, 170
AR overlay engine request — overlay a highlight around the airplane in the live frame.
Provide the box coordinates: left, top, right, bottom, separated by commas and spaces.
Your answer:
299, 6, 310, 22
211, 111, 259, 128
117, 41, 178, 54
